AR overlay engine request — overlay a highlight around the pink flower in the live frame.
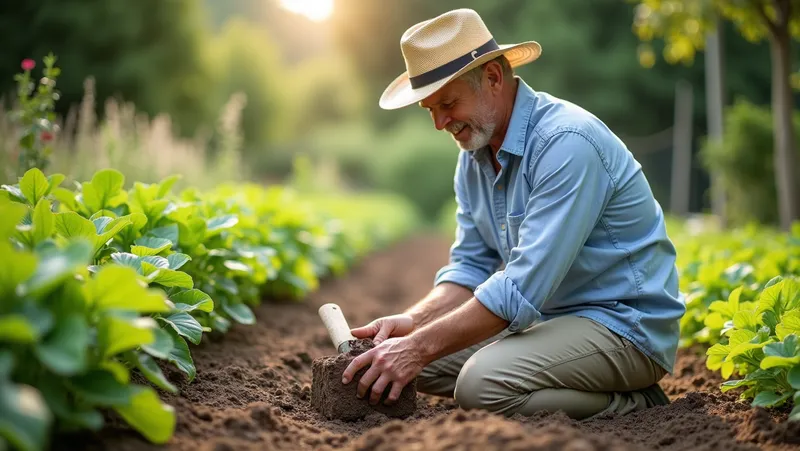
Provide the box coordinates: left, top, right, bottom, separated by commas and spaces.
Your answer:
21, 59, 35, 71
40, 131, 54, 142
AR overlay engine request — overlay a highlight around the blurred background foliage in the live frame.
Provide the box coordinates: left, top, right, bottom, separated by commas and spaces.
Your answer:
0, 0, 797, 226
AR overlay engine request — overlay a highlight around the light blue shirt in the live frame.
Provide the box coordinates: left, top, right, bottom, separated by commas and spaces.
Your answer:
434, 77, 686, 373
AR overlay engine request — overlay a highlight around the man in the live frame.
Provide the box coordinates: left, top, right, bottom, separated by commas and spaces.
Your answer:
341, 8, 686, 420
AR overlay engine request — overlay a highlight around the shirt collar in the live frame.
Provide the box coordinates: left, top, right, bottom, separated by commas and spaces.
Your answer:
498, 76, 536, 157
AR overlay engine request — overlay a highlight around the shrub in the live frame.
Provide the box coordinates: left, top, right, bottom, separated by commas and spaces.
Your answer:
699, 99, 800, 226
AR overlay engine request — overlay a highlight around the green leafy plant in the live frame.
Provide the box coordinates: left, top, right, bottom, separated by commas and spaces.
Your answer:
0, 195, 177, 450
674, 221, 800, 347
706, 276, 800, 419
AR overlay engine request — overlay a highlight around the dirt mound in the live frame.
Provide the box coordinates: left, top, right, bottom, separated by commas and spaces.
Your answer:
53, 234, 800, 451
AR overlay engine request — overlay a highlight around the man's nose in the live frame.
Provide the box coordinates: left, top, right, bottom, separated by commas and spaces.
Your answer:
432, 112, 451, 131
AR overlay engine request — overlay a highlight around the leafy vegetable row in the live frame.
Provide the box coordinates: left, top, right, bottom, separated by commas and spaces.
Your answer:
0, 167, 419, 451
669, 219, 800, 419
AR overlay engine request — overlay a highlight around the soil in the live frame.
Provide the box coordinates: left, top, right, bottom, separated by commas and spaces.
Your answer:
54, 234, 800, 451
311, 338, 417, 420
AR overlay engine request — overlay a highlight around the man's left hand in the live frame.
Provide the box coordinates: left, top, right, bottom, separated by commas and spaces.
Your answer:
341, 336, 426, 406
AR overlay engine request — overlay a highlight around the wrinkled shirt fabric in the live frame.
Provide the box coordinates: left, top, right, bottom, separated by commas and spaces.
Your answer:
434, 77, 686, 373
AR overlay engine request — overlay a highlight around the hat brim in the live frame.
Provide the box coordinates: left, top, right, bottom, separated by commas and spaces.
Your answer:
378, 41, 541, 110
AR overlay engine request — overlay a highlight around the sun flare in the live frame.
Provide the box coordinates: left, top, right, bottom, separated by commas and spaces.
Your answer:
279, 0, 334, 22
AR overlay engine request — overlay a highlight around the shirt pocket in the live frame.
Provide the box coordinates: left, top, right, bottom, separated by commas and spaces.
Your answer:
506, 211, 526, 248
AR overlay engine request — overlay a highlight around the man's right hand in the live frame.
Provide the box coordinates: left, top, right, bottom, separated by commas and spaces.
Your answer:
351, 314, 415, 345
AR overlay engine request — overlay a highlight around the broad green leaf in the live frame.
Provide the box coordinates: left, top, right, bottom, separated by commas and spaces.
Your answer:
211, 312, 231, 334
761, 335, 800, 369
206, 215, 238, 237
167, 253, 191, 270
36, 376, 103, 431
83, 265, 169, 313
721, 360, 735, 379
141, 256, 169, 269
720, 378, 753, 393
0, 316, 37, 343
81, 169, 126, 212
50, 187, 79, 212
34, 314, 88, 376
733, 310, 759, 331
54, 211, 95, 240
0, 243, 37, 296
113, 385, 175, 444
141, 327, 174, 360
98, 315, 157, 358
164, 329, 195, 381
222, 302, 256, 325
0, 199, 27, 240
140, 261, 160, 278
31, 199, 54, 245
159, 313, 203, 345
703, 312, 726, 330
776, 311, 800, 341
69, 369, 136, 406
0, 184, 26, 204
92, 217, 113, 234
99, 359, 130, 384
155, 174, 181, 198
177, 218, 206, 248
45, 174, 65, 196
0, 381, 51, 451
170, 289, 213, 313
131, 237, 172, 257
150, 268, 193, 289
110, 252, 142, 272
763, 310, 780, 333
757, 279, 800, 317
752, 390, 791, 408
19, 240, 92, 298
790, 403, 800, 421
147, 225, 178, 247
130, 353, 177, 394
94, 215, 132, 252
788, 366, 800, 390
20, 168, 49, 207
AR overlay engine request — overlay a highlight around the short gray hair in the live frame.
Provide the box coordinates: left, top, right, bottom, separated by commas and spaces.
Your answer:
458, 55, 514, 91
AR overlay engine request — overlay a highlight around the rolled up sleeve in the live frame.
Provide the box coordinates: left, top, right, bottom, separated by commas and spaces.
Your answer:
434, 155, 502, 291
473, 131, 614, 332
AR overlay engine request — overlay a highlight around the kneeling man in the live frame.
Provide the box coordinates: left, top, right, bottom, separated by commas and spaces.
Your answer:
342, 8, 686, 420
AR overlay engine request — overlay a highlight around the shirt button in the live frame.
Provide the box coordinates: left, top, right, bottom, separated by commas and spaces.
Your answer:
501, 223, 506, 231
497, 185, 503, 190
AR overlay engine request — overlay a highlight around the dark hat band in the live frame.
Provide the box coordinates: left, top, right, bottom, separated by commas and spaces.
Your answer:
408, 38, 499, 89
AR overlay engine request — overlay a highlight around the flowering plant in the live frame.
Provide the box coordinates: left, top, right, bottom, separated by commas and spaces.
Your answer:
10, 53, 61, 175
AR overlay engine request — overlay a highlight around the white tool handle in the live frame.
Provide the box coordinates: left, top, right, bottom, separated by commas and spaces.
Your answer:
319, 303, 355, 351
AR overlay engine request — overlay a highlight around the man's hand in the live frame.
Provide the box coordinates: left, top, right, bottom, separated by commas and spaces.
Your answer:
341, 336, 426, 405
351, 314, 415, 345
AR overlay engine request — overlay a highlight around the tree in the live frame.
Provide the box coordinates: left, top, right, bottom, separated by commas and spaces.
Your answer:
631, 0, 800, 231
0, 0, 216, 137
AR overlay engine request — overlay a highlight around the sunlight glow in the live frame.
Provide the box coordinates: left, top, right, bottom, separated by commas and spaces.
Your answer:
279, 0, 334, 22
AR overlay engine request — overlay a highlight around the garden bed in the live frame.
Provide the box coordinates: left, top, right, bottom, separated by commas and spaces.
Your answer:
56, 234, 800, 451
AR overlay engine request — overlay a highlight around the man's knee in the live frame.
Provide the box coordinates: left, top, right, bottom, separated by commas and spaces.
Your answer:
453, 349, 516, 412
416, 364, 457, 398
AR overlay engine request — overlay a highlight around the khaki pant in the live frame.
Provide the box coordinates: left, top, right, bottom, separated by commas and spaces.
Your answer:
418, 315, 667, 420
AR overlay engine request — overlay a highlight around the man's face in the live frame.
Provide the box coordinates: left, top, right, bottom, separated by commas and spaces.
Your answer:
419, 76, 497, 151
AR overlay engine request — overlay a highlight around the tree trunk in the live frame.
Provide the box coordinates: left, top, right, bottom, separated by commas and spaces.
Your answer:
770, 24, 800, 231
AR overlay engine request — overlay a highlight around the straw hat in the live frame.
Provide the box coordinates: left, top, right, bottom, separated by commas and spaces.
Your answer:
379, 8, 542, 110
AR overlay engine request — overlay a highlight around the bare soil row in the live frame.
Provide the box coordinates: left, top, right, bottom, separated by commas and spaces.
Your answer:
57, 234, 800, 451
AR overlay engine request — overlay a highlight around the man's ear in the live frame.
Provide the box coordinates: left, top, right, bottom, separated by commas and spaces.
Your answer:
484, 61, 504, 93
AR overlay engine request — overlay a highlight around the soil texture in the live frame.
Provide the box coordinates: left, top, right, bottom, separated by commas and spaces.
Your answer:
54, 234, 800, 450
